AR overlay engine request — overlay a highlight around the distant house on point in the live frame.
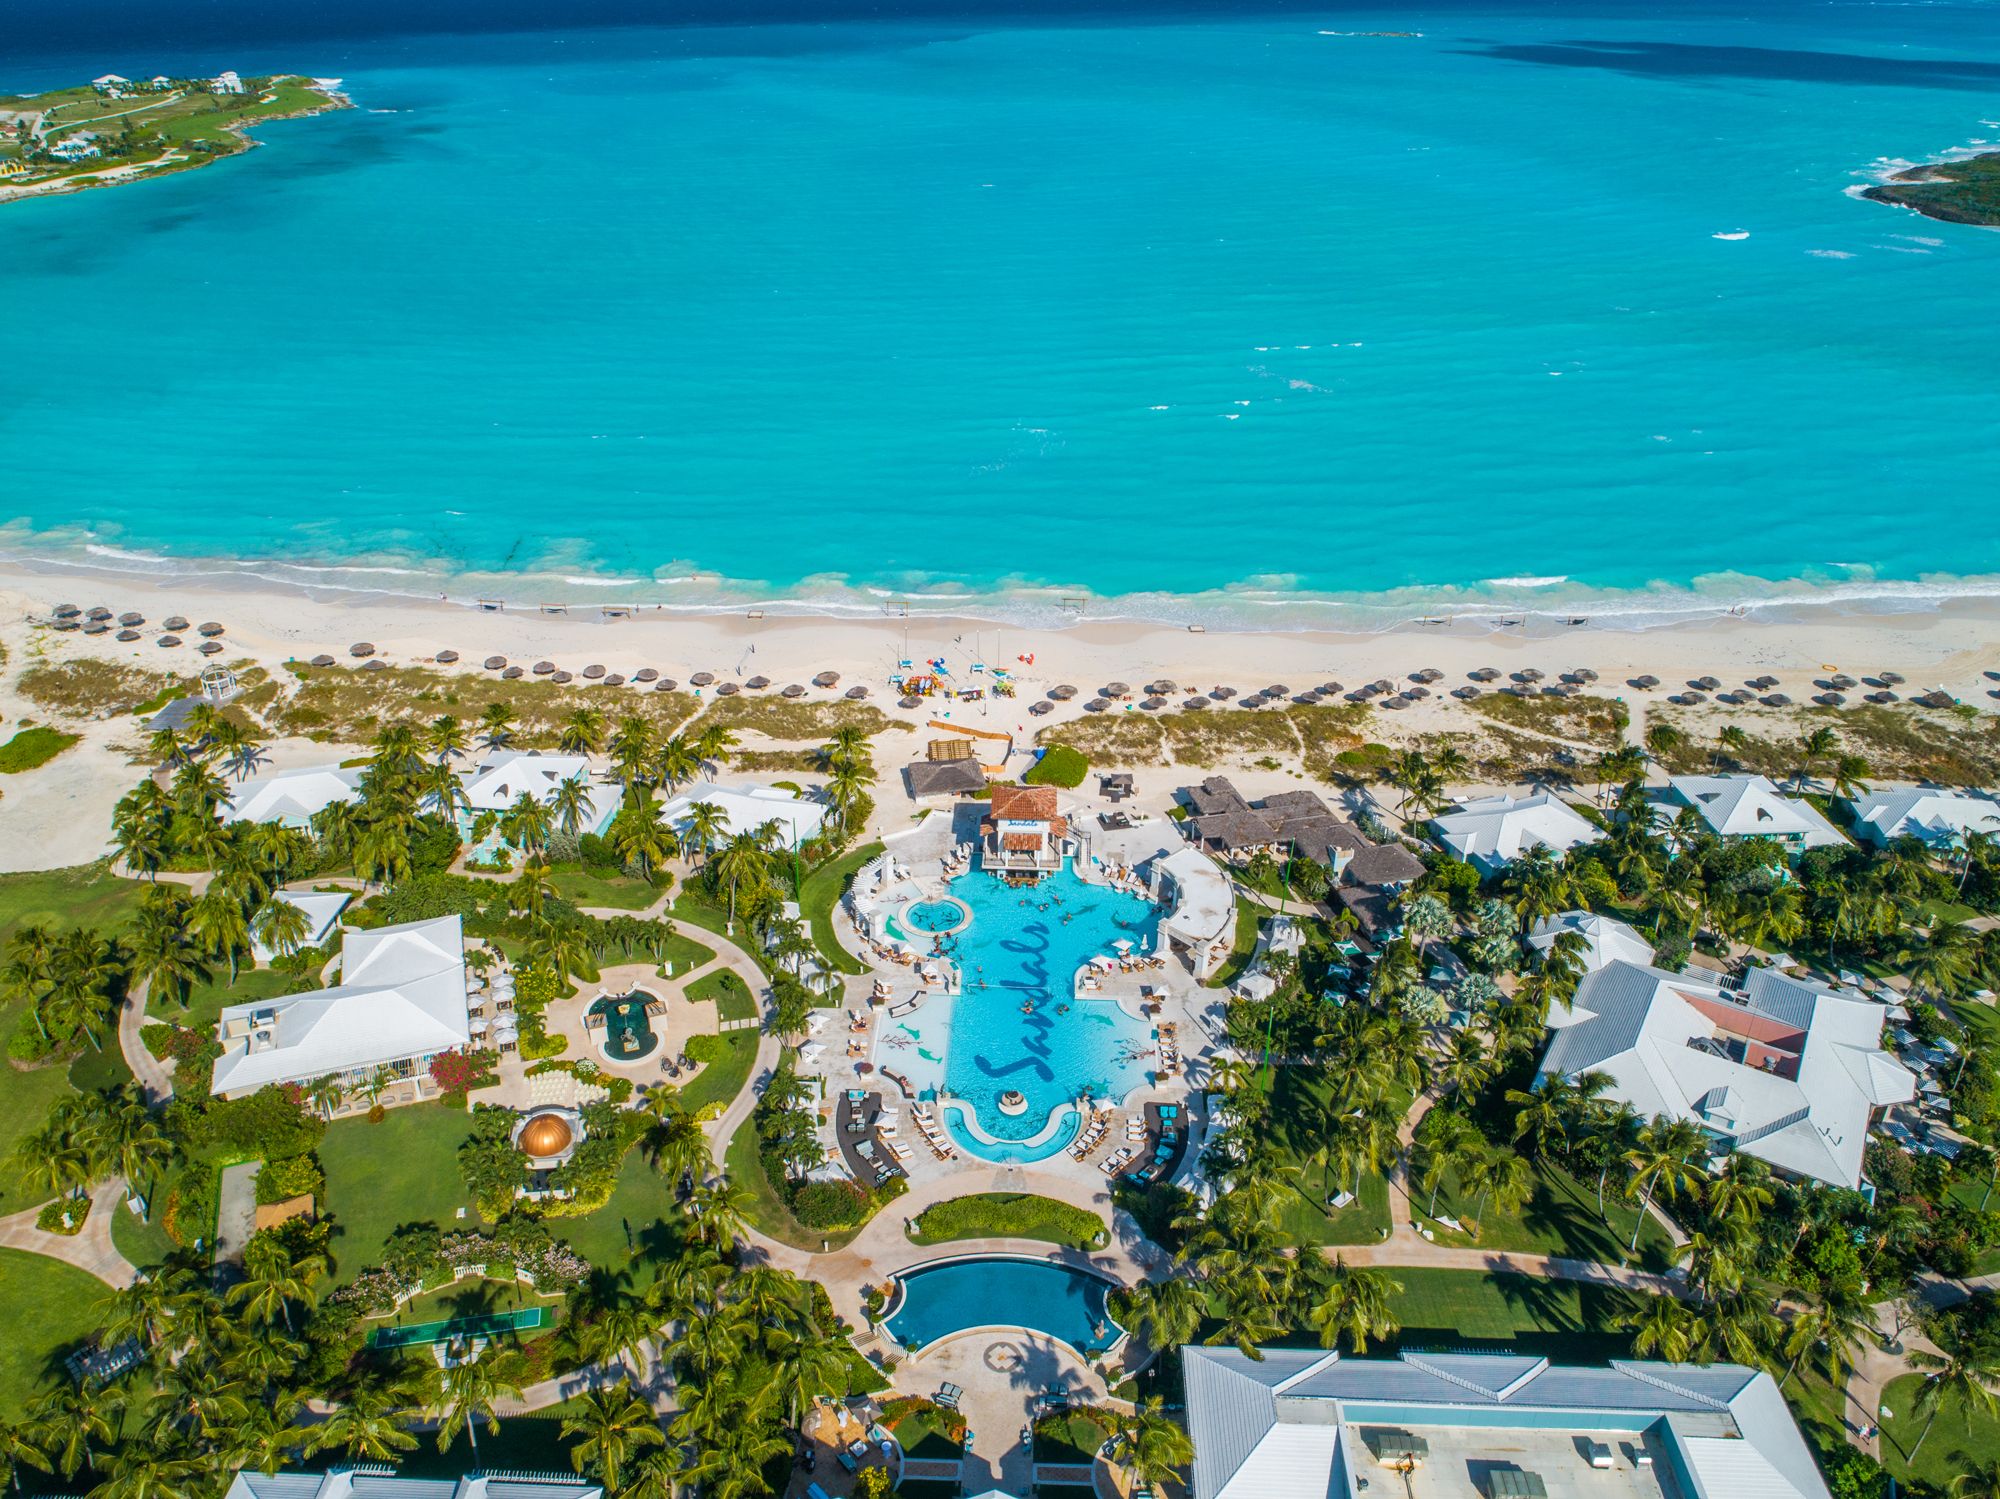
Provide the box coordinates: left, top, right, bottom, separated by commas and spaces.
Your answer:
212, 70, 246, 94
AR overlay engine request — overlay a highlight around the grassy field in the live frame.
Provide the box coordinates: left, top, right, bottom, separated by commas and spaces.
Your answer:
670, 889, 771, 977
13, 659, 180, 717
1878, 1370, 2000, 1487
1380, 1267, 1641, 1357
908, 1193, 1106, 1250
554, 1152, 687, 1270
263, 663, 699, 746
0, 863, 149, 948
800, 842, 882, 976
547, 868, 666, 911
663, 929, 716, 974
677, 1030, 757, 1118
319, 1104, 477, 1282
688, 697, 892, 740
1414, 1158, 1676, 1271
1205, 901, 1263, 989
0, 1249, 115, 1418
0, 726, 80, 773
686, 967, 757, 1022
1264, 1067, 1396, 1246
110, 1197, 180, 1271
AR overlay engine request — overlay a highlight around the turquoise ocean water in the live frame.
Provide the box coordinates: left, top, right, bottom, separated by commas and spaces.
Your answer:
4, 3, 1999, 626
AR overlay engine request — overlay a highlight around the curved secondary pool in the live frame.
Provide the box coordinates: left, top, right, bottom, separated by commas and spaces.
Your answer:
883, 1257, 1123, 1356
906, 898, 968, 935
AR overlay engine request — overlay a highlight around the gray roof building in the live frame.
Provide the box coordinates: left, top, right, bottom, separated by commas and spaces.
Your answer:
226, 1472, 600, 1499
1186, 1348, 1829, 1499
905, 759, 989, 798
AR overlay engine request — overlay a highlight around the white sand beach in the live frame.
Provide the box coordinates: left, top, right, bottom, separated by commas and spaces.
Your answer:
2, 557, 1997, 873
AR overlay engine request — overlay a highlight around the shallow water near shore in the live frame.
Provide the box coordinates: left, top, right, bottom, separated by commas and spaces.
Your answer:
4, 1, 1999, 627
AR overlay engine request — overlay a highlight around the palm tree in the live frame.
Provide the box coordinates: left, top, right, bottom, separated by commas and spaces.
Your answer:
477, 702, 516, 750
500, 792, 554, 857
1644, 722, 1685, 765
229, 1234, 324, 1333
560, 707, 606, 756
250, 898, 311, 962
1713, 725, 1749, 770
1624, 1116, 1709, 1252
303, 1375, 421, 1463
1115, 1277, 1205, 1356
1830, 753, 1871, 800
1109, 1397, 1194, 1493
687, 1177, 752, 1251
1951, 1459, 2000, 1499
561, 1381, 666, 1493
352, 818, 412, 889
1778, 1281, 1873, 1388
1305, 1256, 1401, 1353
435, 1353, 522, 1465
1794, 726, 1838, 791
1907, 1346, 2000, 1460
551, 776, 593, 839
611, 796, 675, 880
683, 799, 728, 866
712, 831, 771, 930
1460, 1142, 1533, 1235
1619, 1294, 1706, 1364
0, 1420, 51, 1495
188, 889, 252, 985
1412, 1109, 1481, 1219
655, 734, 700, 794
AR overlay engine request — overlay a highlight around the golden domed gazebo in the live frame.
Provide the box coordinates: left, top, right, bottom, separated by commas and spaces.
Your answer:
510, 1106, 584, 1169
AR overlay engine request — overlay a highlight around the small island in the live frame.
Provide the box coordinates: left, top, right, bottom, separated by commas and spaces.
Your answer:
1862, 150, 2000, 227
0, 70, 350, 204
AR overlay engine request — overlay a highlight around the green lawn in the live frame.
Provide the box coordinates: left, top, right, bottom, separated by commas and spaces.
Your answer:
722, 1119, 874, 1252
0, 1054, 85, 1216
0, 726, 80, 774
686, 968, 758, 1022
671, 889, 771, 977
0, 1249, 115, 1418
662, 930, 715, 976
548, 868, 667, 911
1413, 1158, 1676, 1271
168, 964, 301, 1035
553, 1151, 689, 1271
677, 1030, 757, 1118
799, 842, 882, 976
1205, 901, 1264, 989
908, 1192, 1106, 1250
110, 1197, 179, 1272
0, 863, 149, 949
1381, 1268, 1641, 1357
1263, 1067, 1395, 1246
1878, 1371, 2000, 1487
319, 1104, 477, 1282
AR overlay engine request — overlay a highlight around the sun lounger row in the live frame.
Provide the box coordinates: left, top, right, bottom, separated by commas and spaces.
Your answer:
912, 1109, 958, 1161
1070, 1114, 1116, 1159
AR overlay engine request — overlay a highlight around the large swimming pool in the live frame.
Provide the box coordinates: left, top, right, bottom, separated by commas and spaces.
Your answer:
875, 861, 1160, 1158
882, 1257, 1123, 1356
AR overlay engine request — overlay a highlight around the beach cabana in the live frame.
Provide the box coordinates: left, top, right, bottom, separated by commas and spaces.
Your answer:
745, 675, 770, 690
1468, 666, 1500, 682
51, 604, 80, 619
118, 612, 144, 626
846, 685, 869, 699
654, 678, 675, 691
116, 629, 141, 642
87, 607, 113, 621
1048, 684, 1077, 701
501, 666, 524, 680
781, 683, 806, 698
715, 681, 740, 696
199, 622, 225, 637
551, 670, 573, 684
309, 654, 336, 668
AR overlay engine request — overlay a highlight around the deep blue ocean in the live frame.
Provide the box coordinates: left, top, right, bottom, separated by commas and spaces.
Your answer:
4, 1, 1998, 626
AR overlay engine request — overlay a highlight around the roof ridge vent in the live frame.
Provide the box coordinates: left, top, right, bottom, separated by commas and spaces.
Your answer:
1398, 1352, 1502, 1401
1272, 1352, 1340, 1393
1609, 1361, 1733, 1410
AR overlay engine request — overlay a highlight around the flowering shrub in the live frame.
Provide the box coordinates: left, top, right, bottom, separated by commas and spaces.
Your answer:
429, 1046, 500, 1101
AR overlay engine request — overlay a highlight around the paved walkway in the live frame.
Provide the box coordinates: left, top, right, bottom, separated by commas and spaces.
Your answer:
0, 1179, 139, 1290
119, 979, 175, 1105
214, 1161, 261, 1275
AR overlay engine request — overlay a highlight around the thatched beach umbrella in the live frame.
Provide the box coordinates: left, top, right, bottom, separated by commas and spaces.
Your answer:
551, 670, 574, 685
1451, 685, 1482, 700
900, 695, 923, 709
87, 607, 113, 622
1381, 696, 1407, 710
349, 642, 376, 658
582, 664, 606, 680
196, 640, 222, 655
1916, 690, 1956, 709
503, 666, 525, 680
198, 622, 225, 637
310, 654, 335, 668
1405, 686, 1431, 700
1142, 697, 1167, 711
634, 668, 659, 683
745, 676, 770, 691
1104, 681, 1131, 699
1572, 668, 1598, 683
782, 684, 806, 698
1828, 674, 1857, 690
1265, 684, 1289, 696
51, 604, 80, 619
363, 658, 388, 672
1750, 675, 1779, 689
532, 661, 555, 676
1320, 682, 1343, 695
435, 649, 460, 665
1866, 690, 1897, 704
715, 681, 740, 696
1515, 667, 1544, 683
484, 656, 507, 670
1692, 675, 1721, 691
157, 636, 181, 648
1147, 679, 1177, 695
1412, 668, 1444, 683
1084, 698, 1109, 713
1469, 667, 1501, 682
1183, 696, 1209, 711
690, 671, 716, 687
162, 615, 189, 631
813, 671, 840, 688
119, 612, 144, 627
845, 685, 869, 700
656, 679, 678, 692
1814, 692, 1846, 707
1211, 686, 1237, 700
1029, 700, 1055, 716
1629, 675, 1660, 689
84, 621, 109, 636
116, 629, 141, 642
1762, 693, 1792, 707
1879, 670, 1905, 685
1682, 691, 1708, 704
1049, 685, 1078, 701
603, 673, 626, 687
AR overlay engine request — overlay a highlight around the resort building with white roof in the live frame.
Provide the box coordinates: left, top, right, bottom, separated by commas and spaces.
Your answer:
248, 889, 351, 962
211, 915, 470, 1100
1185, 1347, 1830, 1499
222, 764, 363, 827
1849, 787, 2000, 850
1536, 959, 1914, 1189
1660, 775, 1847, 852
1151, 847, 1236, 980
1528, 911, 1654, 974
227, 1472, 599, 1499
1430, 792, 1603, 874
659, 783, 830, 851
462, 751, 604, 814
